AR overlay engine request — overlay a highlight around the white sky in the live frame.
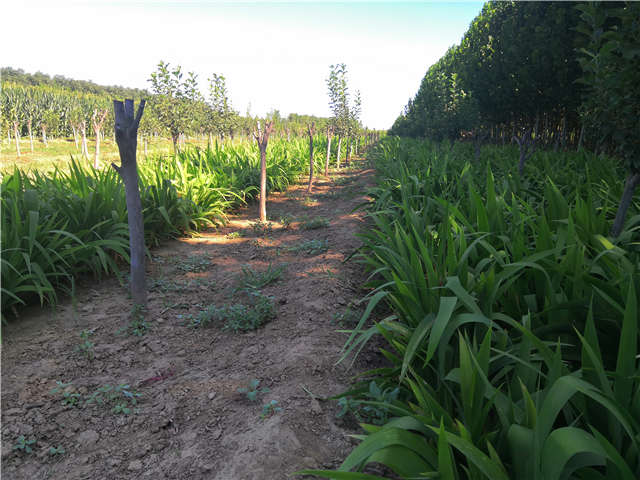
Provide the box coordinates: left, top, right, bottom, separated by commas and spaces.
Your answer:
1, 1, 483, 129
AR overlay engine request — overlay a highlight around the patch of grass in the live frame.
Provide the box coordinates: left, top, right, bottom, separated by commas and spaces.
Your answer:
188, 291, 276, 332
13, 436, 36, 454
332, 307, 361, 327
238, 263, 287, 290
175, 254, 212, 273
298, 216, 330, 230
250, 220, 274, 237
333, 175, 357, 186
75, 329, 95, 360
260, 400, 282, 419
286, 239, 329, 255
84, 383, 142, 415
277, 214, 294, 230
238, 379, 269, 402
226, 231, 243, 239
301, 196, 318, 206
50, 381, 81, 407
48, 445, 65, 456
117, 305, 148, 337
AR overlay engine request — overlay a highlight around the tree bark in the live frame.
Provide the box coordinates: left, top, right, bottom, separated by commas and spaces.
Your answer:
171, 133, 179, 154
254, 121, 274, 222
72, 125, 79, 150
307, 122, 315, 194
336, 136, 342, 170
577, 124, 585, 152
13, 122, 21, 157
80, 121, 89, 158
325, 128, 332, 177
27, 118, 34, 153
112, 99, 147, 307
92, 109, 108, 169
611, 171, 640, 237
513, 129, 536, 176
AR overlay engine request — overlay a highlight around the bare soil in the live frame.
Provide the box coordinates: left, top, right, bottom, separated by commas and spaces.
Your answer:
1, 164, 383, 480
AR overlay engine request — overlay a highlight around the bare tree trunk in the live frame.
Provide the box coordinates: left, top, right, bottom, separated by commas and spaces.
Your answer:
92, 109, 108, 168
171, 133, 179, 154
13, 122, 21, 157
513, 129, 536, 176
144, 137, 148, 156
336, 136, 342, 170
254, 121, 274, 222
112, 99, 147, 307
80, 121, 89, 159
325, 129, 332, 176
7, 128, 11, 145
307, 122, 315, 193
72, 125, 79, 150
26, 118, 33, 153
577, 124, 585, 152
611, 172, 640, 237
94, 134, 101, 168
41, 125, 48, 147
355, 137, 358, 155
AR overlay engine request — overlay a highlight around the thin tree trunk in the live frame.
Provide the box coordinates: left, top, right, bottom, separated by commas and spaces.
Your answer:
325, 132, 332, 177
27, 119, 34, 153
611, 172, 640, 237
112, 99, 147, 307
80, 122, 89, 159
13, 122, 21, 157
42, 125, 48, 147
577, 124, 585, 152
254, 121, 273, 222
307, 123, 315, 193
336, 136, 342, 170
144, 137, 148, 156
7, 128, 11, 145
259, 146, 267, 222
72, 126, 79, 150
94, 132, 101, 168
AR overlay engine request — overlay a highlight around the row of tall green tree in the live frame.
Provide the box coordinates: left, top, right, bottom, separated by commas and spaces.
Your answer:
390, 1, 640, 236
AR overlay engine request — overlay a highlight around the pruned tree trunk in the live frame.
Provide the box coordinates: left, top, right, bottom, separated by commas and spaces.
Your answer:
611, 171, 640, 237
512, 128, 536, 176
254, 120, 274, 222
325, 127, 332, 177
577, 124, 585, 152
112, 99, 147, 307
80, 121, 89, 158
27, 118, 34, 153
91, 109, 108, 169
336, 136, 342, 170
307, 122, 315, 194
171, 133, 179, 154
72, 125, 79, 150
13, 122, 21, 157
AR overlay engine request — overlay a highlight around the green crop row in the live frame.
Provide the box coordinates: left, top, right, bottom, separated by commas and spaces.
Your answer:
304, 138, 640, 479
1, 138, 316, 318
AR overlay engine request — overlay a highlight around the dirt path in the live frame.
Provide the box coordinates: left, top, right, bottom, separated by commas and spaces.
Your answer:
1, 164, 380, 480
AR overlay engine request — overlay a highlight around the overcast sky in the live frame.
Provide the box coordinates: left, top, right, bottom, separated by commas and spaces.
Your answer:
2, 1, 484, 129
